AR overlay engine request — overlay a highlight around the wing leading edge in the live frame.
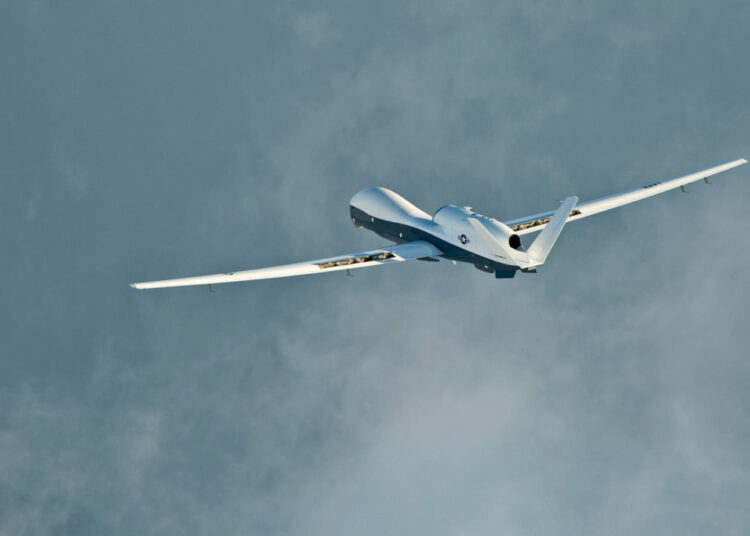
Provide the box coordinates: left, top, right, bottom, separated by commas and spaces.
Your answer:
130, 240, 442, 289
504, 158, 747, 235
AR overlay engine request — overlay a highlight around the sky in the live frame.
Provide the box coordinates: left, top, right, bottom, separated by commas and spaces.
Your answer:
1, 1, 749, 534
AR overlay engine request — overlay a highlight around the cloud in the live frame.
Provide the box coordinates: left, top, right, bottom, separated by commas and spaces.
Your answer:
293, 12, 339, 48
2, 1, 749, 534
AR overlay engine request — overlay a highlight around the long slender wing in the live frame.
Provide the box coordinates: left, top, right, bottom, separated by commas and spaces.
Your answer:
504, 159, 747, 235
130, 240, 442, 289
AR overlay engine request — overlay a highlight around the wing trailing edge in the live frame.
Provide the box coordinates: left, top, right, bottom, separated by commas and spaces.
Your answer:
505, 158, 747, 235
130, 240, 442, 289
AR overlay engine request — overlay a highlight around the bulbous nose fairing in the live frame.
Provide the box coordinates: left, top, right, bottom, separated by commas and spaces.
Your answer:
349, 187, 431, 223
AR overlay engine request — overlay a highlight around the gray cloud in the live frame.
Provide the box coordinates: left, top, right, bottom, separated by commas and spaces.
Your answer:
1, 0, 749, 534
293, 12, 339, 49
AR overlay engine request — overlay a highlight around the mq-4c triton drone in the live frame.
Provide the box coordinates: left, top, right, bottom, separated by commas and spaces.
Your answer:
131, 159, 747, 289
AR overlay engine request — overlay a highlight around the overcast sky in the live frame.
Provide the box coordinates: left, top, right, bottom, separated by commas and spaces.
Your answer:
2, 1, 749, 534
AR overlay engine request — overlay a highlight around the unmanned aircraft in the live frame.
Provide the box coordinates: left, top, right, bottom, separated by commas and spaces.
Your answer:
131, 158, 746, 289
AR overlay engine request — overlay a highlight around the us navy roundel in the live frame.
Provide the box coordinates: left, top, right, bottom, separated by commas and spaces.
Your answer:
458, 234, 469, 245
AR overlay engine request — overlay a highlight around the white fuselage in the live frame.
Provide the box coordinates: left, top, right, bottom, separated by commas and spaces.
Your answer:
349, 187, 522, 274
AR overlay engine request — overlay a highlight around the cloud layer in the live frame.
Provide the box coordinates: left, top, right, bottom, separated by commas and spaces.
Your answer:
1, 1, 749, 534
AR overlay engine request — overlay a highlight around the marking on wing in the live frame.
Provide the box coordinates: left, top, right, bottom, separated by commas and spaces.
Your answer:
509, 209, 582, 232
317, 251, 396, 269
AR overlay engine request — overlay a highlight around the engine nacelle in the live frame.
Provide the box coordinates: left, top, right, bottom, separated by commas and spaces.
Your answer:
433, 205, 522, 250
491, 220, 523, 250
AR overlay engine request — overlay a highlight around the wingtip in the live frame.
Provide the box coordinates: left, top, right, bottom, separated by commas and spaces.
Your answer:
129, 283, 142, 290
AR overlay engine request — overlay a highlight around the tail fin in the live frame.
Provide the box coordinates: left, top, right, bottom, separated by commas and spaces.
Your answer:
527, 196, 578, 265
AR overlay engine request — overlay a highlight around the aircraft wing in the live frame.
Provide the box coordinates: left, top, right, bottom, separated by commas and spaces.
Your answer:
504, 158, 747, 235
130, 240, 442, 289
